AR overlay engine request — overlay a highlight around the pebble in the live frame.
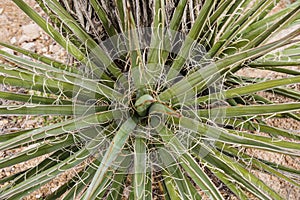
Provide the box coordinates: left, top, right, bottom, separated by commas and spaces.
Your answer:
18, 35, 28, 44
0, 8, 3, 15
49, 44, 61, 53
19, 24, 41, 43
41, 47, 48, 52
10, 37, 17, 44
21, 42, 36, 51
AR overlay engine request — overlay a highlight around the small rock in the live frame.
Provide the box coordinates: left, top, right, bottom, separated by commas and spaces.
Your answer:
41, 35, 49, 40
41, 47, 47, 52
10, 37, 17, 44
18, 35, 30, 44
0, 47, 14, 55
0, 8, 4, 15
49, 44, 61, 53
21, 42, 36, 51
19, 23, 41, 43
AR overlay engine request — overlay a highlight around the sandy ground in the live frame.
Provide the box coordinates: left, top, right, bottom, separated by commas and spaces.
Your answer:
0, 0, 299, 199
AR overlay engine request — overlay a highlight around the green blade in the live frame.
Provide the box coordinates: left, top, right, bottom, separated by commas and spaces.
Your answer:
0, 123, 114, 199
134, 136, 148, 200
0, 42, 78, 73
196, 76, 300, 103
166, 0, 215, 81
0, 63, 122, 101
197, 103, 300, 118
194, 144, 283, 200
0, 135, 75, 169
11, 0, 90, 73
83, 118, 137, 199
0, 91, 72, 105
43, 0, 122, 79
0, 105, 106, 116
149, 104, 224, 200
0, 110, 121, 150
159, 30, 300, 102
159, 149, 200, 199
90, 0, 117, 37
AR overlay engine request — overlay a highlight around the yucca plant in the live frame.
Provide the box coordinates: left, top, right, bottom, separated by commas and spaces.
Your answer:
0, 0, 299, 199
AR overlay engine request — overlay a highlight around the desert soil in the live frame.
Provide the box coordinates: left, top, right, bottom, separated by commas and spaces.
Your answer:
0, 0, 299, 199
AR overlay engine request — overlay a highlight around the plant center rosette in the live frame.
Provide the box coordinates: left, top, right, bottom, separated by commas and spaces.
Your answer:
72, 27, 225, 174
